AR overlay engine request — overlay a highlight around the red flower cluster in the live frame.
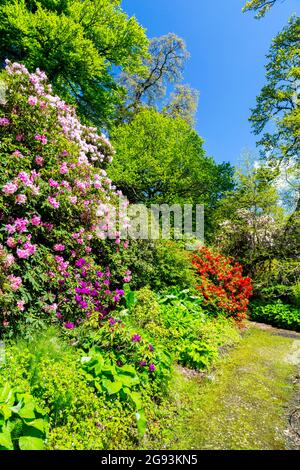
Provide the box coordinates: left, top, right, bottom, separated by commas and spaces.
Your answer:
192, 247, 253, 320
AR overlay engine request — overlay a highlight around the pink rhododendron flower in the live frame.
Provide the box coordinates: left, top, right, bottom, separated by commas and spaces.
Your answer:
16, 134, 24, 141
69, 196, 77, 204
0, 117, 10, 126
60, 163, 68, 174
15, 194, 27, 204
12, 150, 23, 158
48, 178, 59, 188
15, 218, 28, 233
17, 300, 25, 311
31, 215, 41, 226
4, 254, 15, 268
35, 156, 44, 166
35, 134, 47, 144
2, 182, 18, 194
18, 171, 31, 185
8, 275, 22, 291
7, 237, 16, 248
53, 244, 65, 252
48, 196, 60, 209
28, 95, 38, 106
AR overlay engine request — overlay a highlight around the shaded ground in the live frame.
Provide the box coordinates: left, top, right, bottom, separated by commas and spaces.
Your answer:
157, 327, 300, 450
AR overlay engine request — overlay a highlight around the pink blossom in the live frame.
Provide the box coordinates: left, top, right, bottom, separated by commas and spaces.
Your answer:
0, 117, 10, 126
18, 171, 31, 185
4, 254, 15, 268
39, 101, 47, 109
48, 178, 59, 188
31, 215, 41, 226
8, 275, 22, 291
23, 241, 37, 255
35, 134, 47, 144
53, 244, 65, 252
15, 194, 27, 204
28, 95, 38, 106
5, 224, 16, 234
16, 248, 31, 259
48, 196, 60, 209
15, 218, 28, 233
69, 196, 77, 204
17, 300, 25, 311
2, 182, 18, 194
12, 150, 23, 158
35, 156, 44, 166
16, 134, 24, 142
60, 163, 68, 174
7, 237, 16, 248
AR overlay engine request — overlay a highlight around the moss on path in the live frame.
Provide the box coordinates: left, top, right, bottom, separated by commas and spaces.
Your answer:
162, 328, 300, 450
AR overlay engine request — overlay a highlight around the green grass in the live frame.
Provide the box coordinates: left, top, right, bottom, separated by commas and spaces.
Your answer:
147, 327, 299, 450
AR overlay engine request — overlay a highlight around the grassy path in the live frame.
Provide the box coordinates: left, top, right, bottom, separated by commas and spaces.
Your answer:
162, 327, 300, 450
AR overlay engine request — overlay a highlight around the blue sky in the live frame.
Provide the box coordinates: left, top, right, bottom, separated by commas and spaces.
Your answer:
122, 0, 299, 166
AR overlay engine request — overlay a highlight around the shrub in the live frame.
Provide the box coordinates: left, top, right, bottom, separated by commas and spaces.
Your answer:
0, 61, 130, 334
122, 287, 240, 371
121, 240, 196, 292
250, 301, 300, 331
193, 246, 253, 319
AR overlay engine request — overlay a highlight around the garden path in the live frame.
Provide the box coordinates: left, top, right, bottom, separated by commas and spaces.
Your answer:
164, 325, 300, 450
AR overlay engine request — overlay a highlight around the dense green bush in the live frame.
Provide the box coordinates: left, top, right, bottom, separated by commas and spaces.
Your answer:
121, 240, 196, 292
250, 301, 300, 331
122, 287, 240, 371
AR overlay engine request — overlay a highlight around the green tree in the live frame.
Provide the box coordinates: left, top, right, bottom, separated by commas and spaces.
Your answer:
249, 16, 300, 163
243, 0, 286, 18
108, 108, 234, 236
0, 0, 148, 127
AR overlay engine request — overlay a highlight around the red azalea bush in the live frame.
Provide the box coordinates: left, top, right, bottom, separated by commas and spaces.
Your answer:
0, 61, 131, 333
192, 246, 253, 319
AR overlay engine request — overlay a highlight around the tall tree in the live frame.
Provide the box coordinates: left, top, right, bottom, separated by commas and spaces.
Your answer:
119, 33, 198, 121
108, 108, 234, 236
0, 0, 148, 128
249, 16, 300, 164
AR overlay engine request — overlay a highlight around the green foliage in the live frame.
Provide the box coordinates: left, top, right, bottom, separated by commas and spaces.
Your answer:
0, 0, 148, 127
0, 383, 48, 450
124, 287, 240, 371
250, 301, 300, 331
127, 286, 161, 329
243, 0, 280, 18
249, 16, 300, 162
109, 108, 234, 237
121, 240, 196, 292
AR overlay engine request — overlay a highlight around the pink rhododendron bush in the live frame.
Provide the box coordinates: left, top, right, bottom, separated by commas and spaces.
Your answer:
0, 61, 131, 334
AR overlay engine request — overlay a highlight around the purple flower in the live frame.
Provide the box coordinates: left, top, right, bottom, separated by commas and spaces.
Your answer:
56, 312, 63, 319
109, 317, 116, 326
132, 334, 141, 343
64, 322, 75, 329
75, 258, 86, 268
139, 361, 147, 367
149, 364, 155, 372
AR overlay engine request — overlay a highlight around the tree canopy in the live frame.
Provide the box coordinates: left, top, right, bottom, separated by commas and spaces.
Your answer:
249, 16, 300, 163
108, 108, 234, 235
0, 0, 148, 127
